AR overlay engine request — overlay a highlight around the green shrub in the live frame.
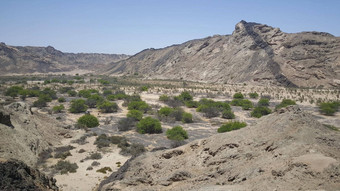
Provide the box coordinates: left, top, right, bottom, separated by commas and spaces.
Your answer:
86, 94, 104, 108
159, 94, 170, 102
175, 91, 193, 102
53, 104, 65, 113
38, 94, 52, 102
257, 98, 270, 107
128, 101, 150, 113
33, 99, 47, 108
119, 143, 146, 156
77, 114, 99, 128
140, 86, 148, 91
42, 88, 57, 100
98, 101, 118, 113
166, 126, 188, 141
233, 92, 244, 99
69, 99, 88, 113
169, 107, 184, 121
158, 107, 174, 117
107, 94, 117, 101
251, 106, 272, 118
248, 92, 259, 99
185, 100, 200, 108
222, 110, 235, 119
182, 112, 193, 123
137, 117, 162, 134
217, 121, 247, 133
53, 160, 78, 174
5, 86, 24, 97
67, 90, 77, 97
54, 151, 72, 160
275, 99, 296, 110
58, 97, 66, 103
96, 167, 112, 174
88, 152, 102, 160
127, 110, 143, 121
241, 99, 253, 110
319, 101, 339, 116
78, 90, 92, 98
59, 87, 74, 94
102, 90, 112, 96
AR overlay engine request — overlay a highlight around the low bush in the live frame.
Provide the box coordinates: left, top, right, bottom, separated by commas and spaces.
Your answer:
248, 92, 259, 99
5, 86, 24, 97
230, 99, 253, 110
78, 89, 92, 98
185, 100, 200, 108
182, 112, 193, 123
98, 101, 118, 113
67, 90, 77, 97
137, 117, 162, 134
88, 152, 102, 160
221, 110, 235, 119
251, 106, 271, 118
53, 104, 65, 113
127, 101, 150, 113
86, 94, 104, 108
33, 99, 47, 108
275, 99, 296, 110
159, 94, 170, 102
53, 160, 78, 174
58, 97, 66, 103
126, 110, 143, 121
233, 92, 244, 99
319, 101, 339, 116
257, 98, 270, 107
54, 151, 72, 160
69, 99, 88, 113
158, 107, 174, 117
166, 126, 188, 141
77, 114, 99, 128
96, 167, 112, 174
217, 121, 247, 133
175, 91, 193, 102
119, 143, 146, 156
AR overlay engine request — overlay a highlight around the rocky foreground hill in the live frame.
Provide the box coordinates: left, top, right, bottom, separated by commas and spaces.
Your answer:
105, 21, 340, 88
0, 42, 129, 75
99, 106, 340, 191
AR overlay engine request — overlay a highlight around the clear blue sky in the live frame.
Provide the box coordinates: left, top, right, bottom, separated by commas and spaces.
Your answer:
1, 0, 339, 55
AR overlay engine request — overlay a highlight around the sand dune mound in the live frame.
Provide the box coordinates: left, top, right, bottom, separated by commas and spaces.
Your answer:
100, 106, 340, 191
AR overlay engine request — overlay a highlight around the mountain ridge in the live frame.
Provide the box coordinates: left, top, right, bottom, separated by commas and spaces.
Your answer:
104, 20, 340, 88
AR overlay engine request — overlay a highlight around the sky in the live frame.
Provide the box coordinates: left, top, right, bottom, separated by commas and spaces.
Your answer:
1, 0, 340, 55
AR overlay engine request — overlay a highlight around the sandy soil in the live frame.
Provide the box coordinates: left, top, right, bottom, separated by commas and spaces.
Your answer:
45, 130, 129, 191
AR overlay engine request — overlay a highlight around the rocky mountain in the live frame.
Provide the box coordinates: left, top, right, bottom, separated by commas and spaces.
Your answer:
99, 106, 340, 191
105, 21, 340, 88
0, 42, 129, 75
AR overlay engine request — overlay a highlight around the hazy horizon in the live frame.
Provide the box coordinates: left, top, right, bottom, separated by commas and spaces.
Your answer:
1, 0, 340, 55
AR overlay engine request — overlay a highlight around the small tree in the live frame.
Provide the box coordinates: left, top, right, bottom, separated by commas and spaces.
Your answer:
69, 99, 88, 113
319, 102, 339, 116
137, 117, 162, 134
77, 114, 99, 128
166, 126, 188, 141
127, 110, 143, 121
98, 101, 118, 113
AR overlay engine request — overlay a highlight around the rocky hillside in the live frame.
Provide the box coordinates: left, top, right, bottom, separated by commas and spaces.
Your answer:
0, 102, 68, 166
99, 106, 340, 191
0, 43, 129, 75
0, 159, 58, 191
105, 21, 340, 88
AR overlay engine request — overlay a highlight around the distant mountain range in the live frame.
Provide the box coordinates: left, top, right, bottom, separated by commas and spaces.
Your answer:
0, 42, 129, 75
1, 20, 339, 88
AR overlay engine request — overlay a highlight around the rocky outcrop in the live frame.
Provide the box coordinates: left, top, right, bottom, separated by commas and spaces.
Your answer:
100, 106, 340, 191
0, 102, 68, 166
0, 43, 129, 75
0, 159, 58, 191
105, 20, 340, 88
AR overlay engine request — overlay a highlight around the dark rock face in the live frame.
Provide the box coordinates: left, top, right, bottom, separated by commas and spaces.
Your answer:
105, 20, 340, 88
0, 159, 58, 191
